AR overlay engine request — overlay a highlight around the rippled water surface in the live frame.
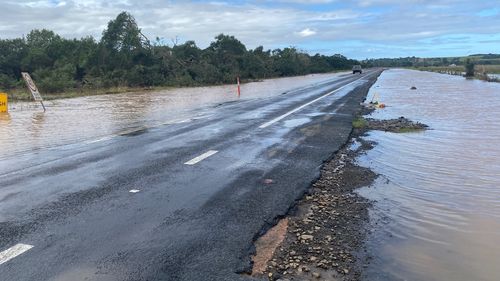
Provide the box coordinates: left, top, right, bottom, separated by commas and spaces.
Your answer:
358, 69, 500, 281
0, 72, 345, 158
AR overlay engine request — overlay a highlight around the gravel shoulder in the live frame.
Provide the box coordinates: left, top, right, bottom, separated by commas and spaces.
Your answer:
253, 111, 429, 281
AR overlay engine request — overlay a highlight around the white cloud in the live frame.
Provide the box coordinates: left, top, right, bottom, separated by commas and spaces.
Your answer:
0, 0, 498, 58
276, 0, 336, 3
297, 28, 317, 37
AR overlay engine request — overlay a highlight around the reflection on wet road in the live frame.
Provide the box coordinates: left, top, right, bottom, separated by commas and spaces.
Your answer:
359, 69, 500, 281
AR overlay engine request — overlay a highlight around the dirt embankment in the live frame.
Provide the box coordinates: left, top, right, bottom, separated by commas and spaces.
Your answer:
251, 117, 428, 281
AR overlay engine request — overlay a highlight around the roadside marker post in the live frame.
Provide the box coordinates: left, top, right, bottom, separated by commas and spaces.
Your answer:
0, 93, 7, 113
237, 76, 241, 98
21, 72, 46, 112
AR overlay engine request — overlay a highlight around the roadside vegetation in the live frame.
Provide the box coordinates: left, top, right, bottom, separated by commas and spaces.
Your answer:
352, 117, 368, 129
0, 12, 359, 100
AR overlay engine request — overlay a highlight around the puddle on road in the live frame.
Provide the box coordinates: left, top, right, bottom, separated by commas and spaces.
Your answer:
0, 72, 346, 159
283, 118, 310, 128
358, 69, 500, 281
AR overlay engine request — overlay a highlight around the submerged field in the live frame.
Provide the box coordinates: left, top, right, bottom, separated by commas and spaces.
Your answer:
414, 64, 500, 82
358, 69, 500, 281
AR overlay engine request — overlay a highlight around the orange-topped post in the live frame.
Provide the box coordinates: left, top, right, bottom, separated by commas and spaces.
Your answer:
237, 76, 241, 98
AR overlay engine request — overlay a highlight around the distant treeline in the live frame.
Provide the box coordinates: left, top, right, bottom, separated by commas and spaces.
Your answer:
362, 54, 500, 68
0, 12, 359, 94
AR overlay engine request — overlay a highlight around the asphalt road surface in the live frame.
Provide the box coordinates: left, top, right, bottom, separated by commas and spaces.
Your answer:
0, 69, 382, 281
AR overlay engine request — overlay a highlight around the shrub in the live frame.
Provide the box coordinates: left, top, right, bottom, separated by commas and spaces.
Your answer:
352, 117, 368, 129
465, 58, 475, 77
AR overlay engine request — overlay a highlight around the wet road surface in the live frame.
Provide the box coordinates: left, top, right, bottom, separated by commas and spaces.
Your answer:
0, 69, 381, 281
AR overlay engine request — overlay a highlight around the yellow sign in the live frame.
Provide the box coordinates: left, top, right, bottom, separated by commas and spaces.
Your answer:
0, 93, 7, 113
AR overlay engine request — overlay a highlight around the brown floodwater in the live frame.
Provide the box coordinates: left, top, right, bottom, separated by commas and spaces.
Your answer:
358, 69, 500, 281
0, 72, 346, 159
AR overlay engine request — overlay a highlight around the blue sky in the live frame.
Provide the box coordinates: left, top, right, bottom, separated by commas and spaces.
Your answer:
0, 0, 499, 59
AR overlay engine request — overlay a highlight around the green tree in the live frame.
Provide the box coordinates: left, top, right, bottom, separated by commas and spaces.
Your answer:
0, 11, 363, 95
465, 58, 475, 77
101, 12, 145, 53
98, 11, 153, 85
0, 38, 27, 89
207, 34, 247, 82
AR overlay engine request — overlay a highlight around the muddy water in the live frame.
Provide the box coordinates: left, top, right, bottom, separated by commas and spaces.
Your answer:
0, 72, 346, 159
358, 69, 500, 281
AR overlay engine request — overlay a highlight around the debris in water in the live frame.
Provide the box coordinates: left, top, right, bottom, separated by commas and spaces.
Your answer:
361, 101, 386, 109
362, 116, 428, 133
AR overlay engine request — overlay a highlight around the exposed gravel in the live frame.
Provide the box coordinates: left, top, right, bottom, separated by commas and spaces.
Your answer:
259, 117, 428, 281
262, 136, 376, 281
365, 117, 428, 133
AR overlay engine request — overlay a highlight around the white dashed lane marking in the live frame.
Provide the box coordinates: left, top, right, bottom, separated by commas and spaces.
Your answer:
184, 150, 218, 165
258, 75, 367, 129
129, 189, 141, 193
0, 243, 34, 265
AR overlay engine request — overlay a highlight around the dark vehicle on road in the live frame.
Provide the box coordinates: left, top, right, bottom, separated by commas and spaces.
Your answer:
353, 65, 362, 74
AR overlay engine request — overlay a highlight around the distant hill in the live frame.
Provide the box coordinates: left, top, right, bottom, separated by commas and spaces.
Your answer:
468, 54, 500, 59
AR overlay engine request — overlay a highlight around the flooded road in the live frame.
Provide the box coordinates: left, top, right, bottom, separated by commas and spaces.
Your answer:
0, 72, 346, 159
358, 69, 500, 281
0, 69, 382, 281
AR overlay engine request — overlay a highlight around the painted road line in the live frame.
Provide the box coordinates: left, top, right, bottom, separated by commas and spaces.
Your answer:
184, 150, 218, 165
0, 243, 34, 265
85, 136, 113, 144
129, 189, 140, 193
258, 76, 366, 129
161, 119, 189, 126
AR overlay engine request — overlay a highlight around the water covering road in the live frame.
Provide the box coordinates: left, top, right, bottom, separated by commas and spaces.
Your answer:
0, 69, 381, 281
0, 72, 347, 159
359, 69, 500, 281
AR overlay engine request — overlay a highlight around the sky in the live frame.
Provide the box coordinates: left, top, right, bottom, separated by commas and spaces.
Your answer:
0, 0, 499, 59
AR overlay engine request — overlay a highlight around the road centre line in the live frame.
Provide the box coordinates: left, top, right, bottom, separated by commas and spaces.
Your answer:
184, 150, 218, 165
0, 244, 34, 265
258, 75, 366, 129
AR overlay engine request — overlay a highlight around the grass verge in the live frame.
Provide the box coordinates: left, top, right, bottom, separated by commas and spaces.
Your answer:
352, 117, 368, 129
